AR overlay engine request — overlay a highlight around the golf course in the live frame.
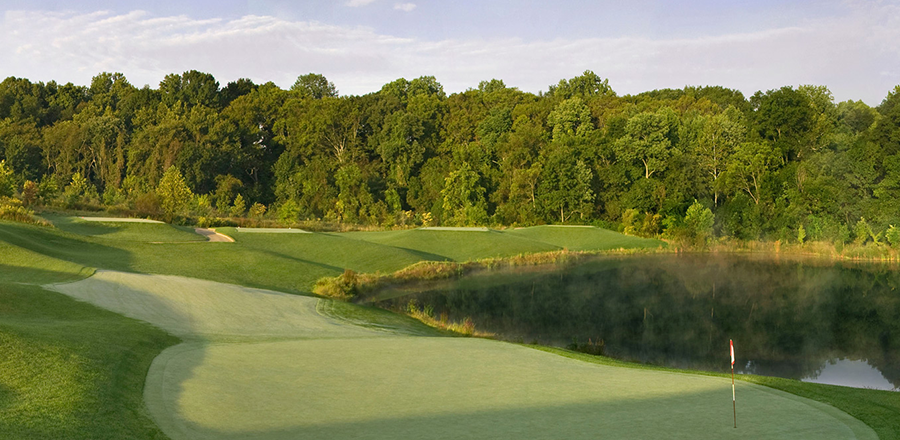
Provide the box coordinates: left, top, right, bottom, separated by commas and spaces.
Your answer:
0, 216, 894, 439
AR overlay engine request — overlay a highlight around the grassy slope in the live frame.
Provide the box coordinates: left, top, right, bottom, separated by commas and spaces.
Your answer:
47, 214, 205, 243
0, 238, 178, 440
1, 220, 664, 295
505, 225, 665, 251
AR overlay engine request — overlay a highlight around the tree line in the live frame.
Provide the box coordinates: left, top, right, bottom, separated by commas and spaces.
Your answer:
1, 70, 899, 244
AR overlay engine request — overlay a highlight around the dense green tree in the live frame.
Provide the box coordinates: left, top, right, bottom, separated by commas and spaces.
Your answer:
692, 106, 746, 204
1, 69, 897, 243
441, 162, 488, 226
725, 141, 778, 205
615, 108, 678, 179
291, 73, 338, 99
538, 145, 594, 223
157, 165, 193, 220
549, 70, 615, 100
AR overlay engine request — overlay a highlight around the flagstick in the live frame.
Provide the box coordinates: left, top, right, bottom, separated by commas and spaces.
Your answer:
732, 364, 736, 428
731, 339, 736, 429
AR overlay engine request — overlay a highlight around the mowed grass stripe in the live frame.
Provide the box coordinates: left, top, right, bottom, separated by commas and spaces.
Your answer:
342, 229, 560, 261
144, 337, 875, 440
504, 225, 666, 252
46, 271, 384, 341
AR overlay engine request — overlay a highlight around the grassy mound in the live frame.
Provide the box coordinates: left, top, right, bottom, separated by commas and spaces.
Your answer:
0, 283, 178, 440
47, 215, 205, 243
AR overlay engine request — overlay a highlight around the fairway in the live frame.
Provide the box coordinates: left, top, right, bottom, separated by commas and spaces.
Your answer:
49, 271, 876, 440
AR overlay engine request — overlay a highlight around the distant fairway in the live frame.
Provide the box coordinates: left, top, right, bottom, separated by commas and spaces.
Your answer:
50, 271, 876, 440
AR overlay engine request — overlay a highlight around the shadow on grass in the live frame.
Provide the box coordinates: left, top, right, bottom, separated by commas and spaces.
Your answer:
0, 222, 134, 272
0, 265, 93, 285
142, 384, 873, 440
0, 284, 180, 440
321, 231, 453, 262
0, 383, 13, 411
43, 214, 120, 238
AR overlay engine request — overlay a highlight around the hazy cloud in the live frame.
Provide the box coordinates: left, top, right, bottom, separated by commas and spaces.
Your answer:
394, 3, 416, 12
1, 5, 897, 104
346, 0, 377, 7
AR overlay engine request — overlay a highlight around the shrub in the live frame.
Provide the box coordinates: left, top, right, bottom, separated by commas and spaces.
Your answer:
249, 202, 267, 219
0, 197, 52, 227
313, 269, 359, 299
230, 194, 246, 217
886, 225, 900, 249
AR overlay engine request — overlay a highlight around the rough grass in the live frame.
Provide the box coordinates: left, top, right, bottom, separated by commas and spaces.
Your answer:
0, 283, 178, 440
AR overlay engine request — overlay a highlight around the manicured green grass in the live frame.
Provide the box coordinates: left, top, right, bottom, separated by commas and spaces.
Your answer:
0, 239, 93, 284
532, 346, 900, 440
505, 225, 666, 251
0, 283, 178, 440
1, 218, 664, 295
343, 229, 559, 261
145, 337, 873, 440
46, 214, 205, 243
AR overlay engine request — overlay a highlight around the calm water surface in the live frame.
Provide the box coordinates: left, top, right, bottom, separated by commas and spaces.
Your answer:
367, 254, 900, 391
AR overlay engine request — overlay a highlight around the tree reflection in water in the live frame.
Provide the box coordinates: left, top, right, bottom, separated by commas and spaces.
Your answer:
367, 254, 900, 390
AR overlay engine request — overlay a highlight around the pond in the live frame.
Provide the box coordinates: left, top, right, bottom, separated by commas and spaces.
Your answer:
366, 254, 900, 391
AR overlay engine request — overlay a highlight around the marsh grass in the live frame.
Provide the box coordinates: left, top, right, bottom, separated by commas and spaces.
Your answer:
399, 299, 489, 337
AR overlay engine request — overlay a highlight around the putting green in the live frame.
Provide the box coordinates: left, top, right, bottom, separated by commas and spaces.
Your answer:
48, 272, 876, 440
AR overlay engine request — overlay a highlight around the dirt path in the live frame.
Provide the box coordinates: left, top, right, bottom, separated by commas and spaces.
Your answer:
194, 228, 234, 242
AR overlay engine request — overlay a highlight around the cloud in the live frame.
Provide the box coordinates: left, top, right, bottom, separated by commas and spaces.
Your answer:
346, 0, 377, 7
0, 5, 897, 104
393, 3, 416, 12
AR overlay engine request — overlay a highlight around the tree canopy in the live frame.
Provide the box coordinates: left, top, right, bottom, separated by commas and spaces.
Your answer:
1, 70, 899, 243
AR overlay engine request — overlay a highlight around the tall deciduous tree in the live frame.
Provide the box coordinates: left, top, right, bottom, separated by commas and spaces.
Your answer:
615, 108, 678, 179
538, 146, 594, 223
291, 73, 338, 99
441, 162, 487, 226
725, 141, 778, 205
694, 106, 746, 204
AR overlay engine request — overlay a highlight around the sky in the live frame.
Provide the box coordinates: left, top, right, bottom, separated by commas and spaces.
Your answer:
1, 0, 898, 105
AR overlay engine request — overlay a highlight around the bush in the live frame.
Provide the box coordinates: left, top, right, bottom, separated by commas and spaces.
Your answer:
0, 197, 52, 227
135, 191, 162, 216
313, 269, 359, 299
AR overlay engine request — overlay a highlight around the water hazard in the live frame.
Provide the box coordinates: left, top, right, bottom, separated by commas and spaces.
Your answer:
366, 254, 900, 391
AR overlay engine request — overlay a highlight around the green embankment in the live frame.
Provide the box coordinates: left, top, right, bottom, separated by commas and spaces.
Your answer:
0, 238, 177, 440
0, 220, 664, 295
